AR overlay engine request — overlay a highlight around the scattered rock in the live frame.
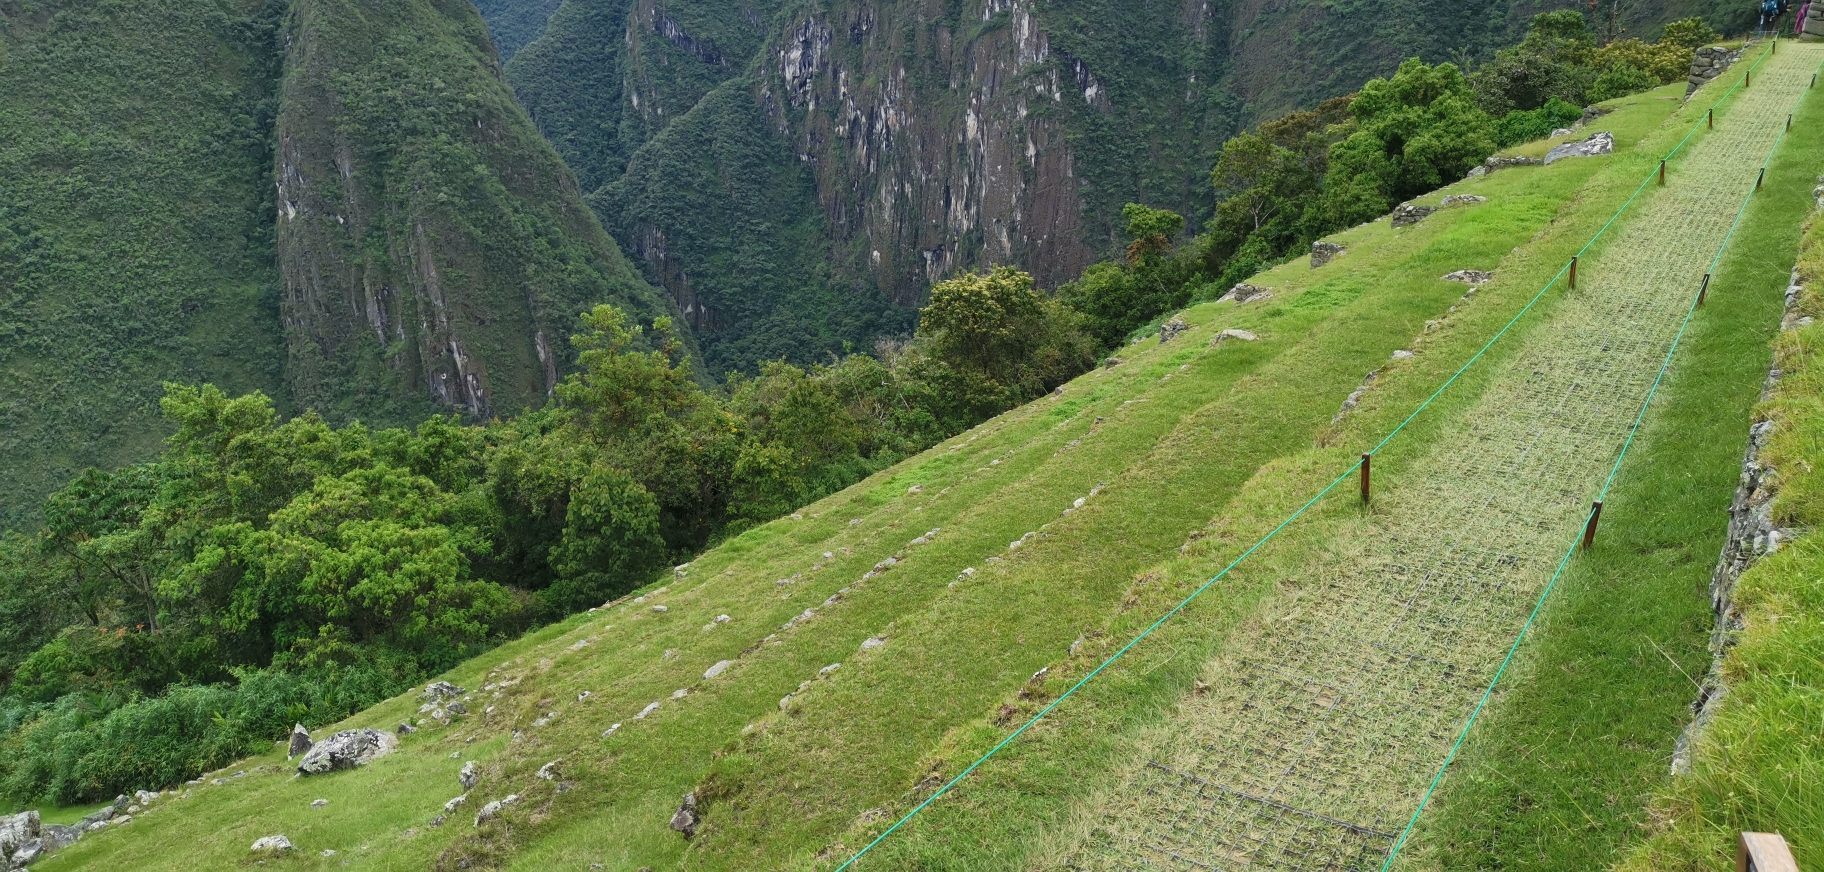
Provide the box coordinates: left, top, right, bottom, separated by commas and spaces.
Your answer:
907, 485, 924, 494
536, 760, 562, 781
703, 660, 734, 680
460, 761, 480, 790
285, 724, 314, 760
1550, 127, 1574, 138
1544, 132, 1614, 165
297, 729, 397, 775
396, 722, 417, 735
251, 835, 295, 855
669, 793, 700, 839
310, 799, 328, 809
1443, 270, 1493, 285
445, 796, 469, 813
1482, 155, 1543, 172
778, 694, 794, 710
1441, 194, 1487, 207
1310, 241, 1346, 268
651, 605, 669, 613
819, 663, 842, 676
1158, 317, 1189, 344
1333, 371, 1380, 424
1391, 350, 1415, 360
671, 688, 689, 700
713, 614, 730, 625
860, 637, 887, 651
39, 824, 79, 852
1211, 328, 1258, 345
422, 682, 465, 703
1465, 165, 1488, 179
446, 701, 469, 716
473, 795, 520, 827
1391, 203, 1436, 228
1220, 283, 1274, 304
636, 702, 662, 719
603, 723, 622, 738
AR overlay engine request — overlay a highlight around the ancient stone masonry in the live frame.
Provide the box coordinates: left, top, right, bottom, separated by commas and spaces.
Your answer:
1687, 45, 1745, 98
1674, 262, 1812, 775
1808, 3, 1824, 37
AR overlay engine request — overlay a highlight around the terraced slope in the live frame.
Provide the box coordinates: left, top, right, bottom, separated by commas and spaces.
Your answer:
1067, 42, 1824, 872
26, 81, 1765, 872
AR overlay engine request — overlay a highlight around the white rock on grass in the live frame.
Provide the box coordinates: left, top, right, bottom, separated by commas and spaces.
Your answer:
445, 796, 469, 813
1391, 350, 1415, 360
536, 760, 562, 781
602, 723, 622, 738
704, 660, 734, 680
296, 729, 397, 776
671, 688, 689, 699
860, 637, 886, 651
636, 702, 662, 719
251, 835, 295, 854
310, 799, 328, 809
819, 663, 841, 676
460, 761, 480, 790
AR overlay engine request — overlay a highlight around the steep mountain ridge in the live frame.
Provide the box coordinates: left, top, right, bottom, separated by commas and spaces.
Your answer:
0, 0, 291, 531
0, 0, 677, 529
275, 0, 678, 423
494, 0, 1716, 376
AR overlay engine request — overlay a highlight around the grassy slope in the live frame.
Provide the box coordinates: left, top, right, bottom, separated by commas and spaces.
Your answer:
0, 0, 290, 530
26, 84, 1692, 872
1610, 110, 1824, 872
1394, 59, 1824, 872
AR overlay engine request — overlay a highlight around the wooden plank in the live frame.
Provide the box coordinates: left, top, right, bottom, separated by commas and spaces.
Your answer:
1739, 832, 1799, 872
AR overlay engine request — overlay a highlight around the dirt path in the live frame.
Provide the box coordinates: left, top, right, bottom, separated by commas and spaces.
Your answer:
1067, 43, 1824, 871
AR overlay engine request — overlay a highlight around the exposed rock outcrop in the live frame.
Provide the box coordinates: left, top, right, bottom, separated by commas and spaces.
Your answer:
1391, 203, 1436, 228
1311, 242, 1346, 268
287, 724, 313, 759
296, 729, 398, 775
1544, 132, 1614, 165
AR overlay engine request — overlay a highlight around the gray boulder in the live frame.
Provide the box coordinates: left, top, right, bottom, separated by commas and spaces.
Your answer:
460, 761, 480, 790
0, 811, 38, 859
1443, 270, 1494, 285
296, 729, 397, 775
669, 793, 700, 839
1310, 241, 1346, 268
1545, 132, 1614, 165
251, 835, 295, 854
40, 824, 81, 852
287, 724, 313, 759
9, 839, 42, 866
422, 682, 465, 703
1391, 203, 1436, 228
1158, 317, 1189, 344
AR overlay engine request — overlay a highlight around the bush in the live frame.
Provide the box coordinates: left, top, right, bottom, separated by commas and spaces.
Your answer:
0, 662, 417, 805
1493, 97, 1585, 146
1587, 63, 1661, 104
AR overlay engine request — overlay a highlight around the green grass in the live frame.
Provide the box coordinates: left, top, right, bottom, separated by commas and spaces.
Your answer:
1390, 58, 1824, 872
1606, 129, 1824, 872
20, 81, 1702, 872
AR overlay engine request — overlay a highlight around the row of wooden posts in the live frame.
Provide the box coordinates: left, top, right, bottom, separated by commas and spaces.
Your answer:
1354, 56, 1809, 550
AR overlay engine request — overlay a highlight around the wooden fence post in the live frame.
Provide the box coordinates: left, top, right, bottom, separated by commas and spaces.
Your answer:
1360, 454, 1371, 504
1582, 501, 1603, 550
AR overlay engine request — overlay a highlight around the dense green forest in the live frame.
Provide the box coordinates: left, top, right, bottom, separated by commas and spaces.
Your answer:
0, 4, 1728, 807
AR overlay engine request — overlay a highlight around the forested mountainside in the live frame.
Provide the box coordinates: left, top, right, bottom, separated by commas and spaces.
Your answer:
0, 0, 292, 532
275, 0, 675, 425
0, 0, 674, 530
492, 0, 1722, 375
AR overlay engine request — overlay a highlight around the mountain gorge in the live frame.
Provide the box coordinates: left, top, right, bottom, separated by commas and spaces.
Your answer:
495, 0, 1714, 375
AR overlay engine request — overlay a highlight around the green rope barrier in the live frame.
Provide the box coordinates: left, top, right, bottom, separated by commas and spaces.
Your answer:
832, 38, 1801, 872
1379, 45, 1824, 871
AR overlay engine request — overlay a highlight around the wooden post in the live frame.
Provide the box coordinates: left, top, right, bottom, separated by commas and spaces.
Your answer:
1757, 167, 1766, 191
1738, 832, 1798, 872
1788, 114, 1794, 132
1582, 501, 1603, 550
1709, 108, 1715, 129
1570, 256, 1579, 289
1659, 159, 1667, 186
1747, 69, 1752, 88
1699, 273, 1712, 307
1361, 454, 1371, 504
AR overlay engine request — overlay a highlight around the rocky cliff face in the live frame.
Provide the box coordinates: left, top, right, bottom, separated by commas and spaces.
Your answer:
498, 0, 1709, 375
276, 0, 674, 422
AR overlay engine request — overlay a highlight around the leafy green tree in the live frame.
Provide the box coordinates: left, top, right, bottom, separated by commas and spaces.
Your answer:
1316, 59, 1494, 229
1661, 17, 1722, 50
1470, 11, 1599, 114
